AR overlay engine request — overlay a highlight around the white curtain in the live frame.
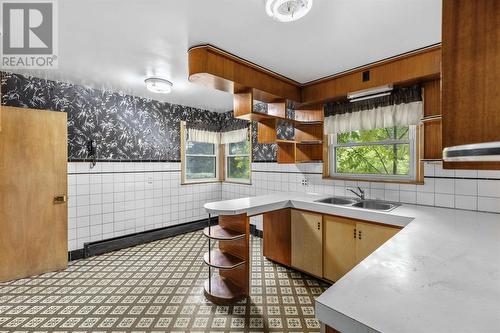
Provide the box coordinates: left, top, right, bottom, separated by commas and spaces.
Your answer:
187, 128, 220, 144
221, 128, 249, 144
324, 101, 423, 144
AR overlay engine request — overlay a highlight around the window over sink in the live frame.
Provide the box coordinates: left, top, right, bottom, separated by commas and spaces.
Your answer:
329, 125, 417, 181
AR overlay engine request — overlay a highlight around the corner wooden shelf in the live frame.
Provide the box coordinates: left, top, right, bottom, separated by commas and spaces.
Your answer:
203, 214, 249, 305
203, 276, 245, 305
203, 225, 245, 241
204, 249, 245, 269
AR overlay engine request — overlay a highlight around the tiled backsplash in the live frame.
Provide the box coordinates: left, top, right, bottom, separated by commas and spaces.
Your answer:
223, 161, 500, 230
68, 162, 221, 251
68, 160, 500, 251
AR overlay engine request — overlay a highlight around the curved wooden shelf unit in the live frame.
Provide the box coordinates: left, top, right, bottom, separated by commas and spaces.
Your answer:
203, 225, 245, 241
202, 213, 250, 305
203, 249, 245, 270
204, 276, 246, 305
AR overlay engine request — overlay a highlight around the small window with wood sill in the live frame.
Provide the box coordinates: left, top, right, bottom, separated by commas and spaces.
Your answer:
181, 124, 219, 184
329, 125, 417, 181
225, 140, 251, 184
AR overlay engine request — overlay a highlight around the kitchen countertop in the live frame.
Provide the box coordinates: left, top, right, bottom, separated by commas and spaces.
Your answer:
204, 192, 500, 333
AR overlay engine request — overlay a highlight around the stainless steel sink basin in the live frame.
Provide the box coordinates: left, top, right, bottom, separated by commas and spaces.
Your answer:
351, 200, 400, 211
315, 196, 400, 211
315, 197, 360, 205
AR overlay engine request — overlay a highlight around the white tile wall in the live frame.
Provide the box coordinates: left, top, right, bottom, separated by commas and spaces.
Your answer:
67, 161, 500, 250
68, 162, 222, 251
222, 161, 500, 230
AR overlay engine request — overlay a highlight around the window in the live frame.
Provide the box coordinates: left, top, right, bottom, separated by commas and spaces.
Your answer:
330, 125, 416, 181
183, 130, 218, 183
225, 140, 251, 183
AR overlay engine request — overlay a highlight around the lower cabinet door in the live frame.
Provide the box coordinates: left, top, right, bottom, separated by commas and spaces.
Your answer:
291, 209, 323, 277
355, 222, 400, 262
323, 215, 357, 282
263, 209, 291, 266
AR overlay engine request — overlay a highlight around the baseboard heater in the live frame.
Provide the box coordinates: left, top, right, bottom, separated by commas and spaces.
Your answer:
72, 217, 219, 260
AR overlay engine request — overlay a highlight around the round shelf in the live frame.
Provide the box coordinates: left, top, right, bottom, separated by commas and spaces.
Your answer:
204, 276, 246, 305
203, 249, 245, 269
203, 225, 245, 241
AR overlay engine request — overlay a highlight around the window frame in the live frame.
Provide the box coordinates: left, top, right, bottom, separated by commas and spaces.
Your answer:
224, 139, 252, 184
329, 125, 417, 182
181, 122, 220, 184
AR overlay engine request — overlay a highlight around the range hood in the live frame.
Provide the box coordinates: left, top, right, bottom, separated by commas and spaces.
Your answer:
443, 141, 500, 162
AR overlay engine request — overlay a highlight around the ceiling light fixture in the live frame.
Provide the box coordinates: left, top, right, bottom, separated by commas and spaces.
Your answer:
145, 77, 173, 94
265, 0, 313, 22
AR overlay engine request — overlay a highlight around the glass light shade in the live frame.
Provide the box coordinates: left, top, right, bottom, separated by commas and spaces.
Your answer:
145, 77, 173, 94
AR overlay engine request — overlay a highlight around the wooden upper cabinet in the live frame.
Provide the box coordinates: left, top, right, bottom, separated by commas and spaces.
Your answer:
442, 0, 500, 169
291, 210, 323, 277
422, 79, 442, 160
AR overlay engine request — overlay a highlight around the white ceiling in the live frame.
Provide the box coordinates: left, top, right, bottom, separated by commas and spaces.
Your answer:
10, 0, 442, 112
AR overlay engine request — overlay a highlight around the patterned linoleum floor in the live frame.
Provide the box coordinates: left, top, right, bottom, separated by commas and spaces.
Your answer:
0, 231, 330, 333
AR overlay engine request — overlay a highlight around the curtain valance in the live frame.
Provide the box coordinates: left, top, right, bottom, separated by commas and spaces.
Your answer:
324, 85, 423, 137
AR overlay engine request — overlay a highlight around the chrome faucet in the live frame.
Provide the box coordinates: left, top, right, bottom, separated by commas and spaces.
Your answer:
347, 187, 365, 200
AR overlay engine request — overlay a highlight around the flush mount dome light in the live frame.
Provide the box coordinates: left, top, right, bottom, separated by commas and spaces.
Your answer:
145, 77, 173, 94
265, 0, 312, 22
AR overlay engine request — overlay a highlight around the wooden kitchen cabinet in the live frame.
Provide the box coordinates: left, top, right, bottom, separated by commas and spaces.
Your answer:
291, 210, 323, 277
323, 216, 401, 282
442, 0, 500, 169
355, 222, 400, 262
323, 216, 357, 282
263, 209, 291, 266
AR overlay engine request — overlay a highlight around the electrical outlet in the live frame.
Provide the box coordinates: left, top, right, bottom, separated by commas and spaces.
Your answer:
301, 178, 308, 186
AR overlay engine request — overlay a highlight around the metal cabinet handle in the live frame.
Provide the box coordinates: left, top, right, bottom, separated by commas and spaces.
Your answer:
53, 194, 67, 204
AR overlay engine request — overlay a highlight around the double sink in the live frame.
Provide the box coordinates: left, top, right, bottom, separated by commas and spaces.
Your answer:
315, 196, 400, 211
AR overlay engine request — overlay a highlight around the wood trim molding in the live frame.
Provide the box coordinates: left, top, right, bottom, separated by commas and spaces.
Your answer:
188, 44, 442, 105
188, 45, 302, 103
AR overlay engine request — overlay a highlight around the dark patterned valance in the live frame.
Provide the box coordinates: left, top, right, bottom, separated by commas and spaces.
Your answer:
324, 84, 422, 117
185, 120, 220, 132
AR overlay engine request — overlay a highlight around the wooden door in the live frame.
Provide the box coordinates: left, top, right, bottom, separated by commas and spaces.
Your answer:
323, 215, 357, 282
355, 222, 400, 262
291, 210, 322, 277
0, 107, 68, 282
263, 209, 291, 266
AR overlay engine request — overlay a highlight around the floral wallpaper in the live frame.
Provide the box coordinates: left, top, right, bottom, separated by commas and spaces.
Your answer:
1, 72, 283, 162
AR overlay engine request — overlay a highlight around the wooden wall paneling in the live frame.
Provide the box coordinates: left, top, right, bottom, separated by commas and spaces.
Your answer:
301, 45, 441, 105
295, 143, 323, 163
294, 107, 323, 122
422, 118, 443, 160
233, 91, 253, 119
267, 101, 286, 118
295, 123, 323, 143
442, 0, 500, 170
423, 79, 441, 117
0, 107, 67, 282
257, 118, 277, 144
277, 141, 296, 164
188, 45, 302, 102
263, 209, 291, 266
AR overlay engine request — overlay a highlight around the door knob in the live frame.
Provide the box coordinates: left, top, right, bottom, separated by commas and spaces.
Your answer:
53, 195, 67, 204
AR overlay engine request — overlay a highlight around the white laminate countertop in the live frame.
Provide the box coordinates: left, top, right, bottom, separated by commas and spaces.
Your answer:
204, 192, 500, 333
